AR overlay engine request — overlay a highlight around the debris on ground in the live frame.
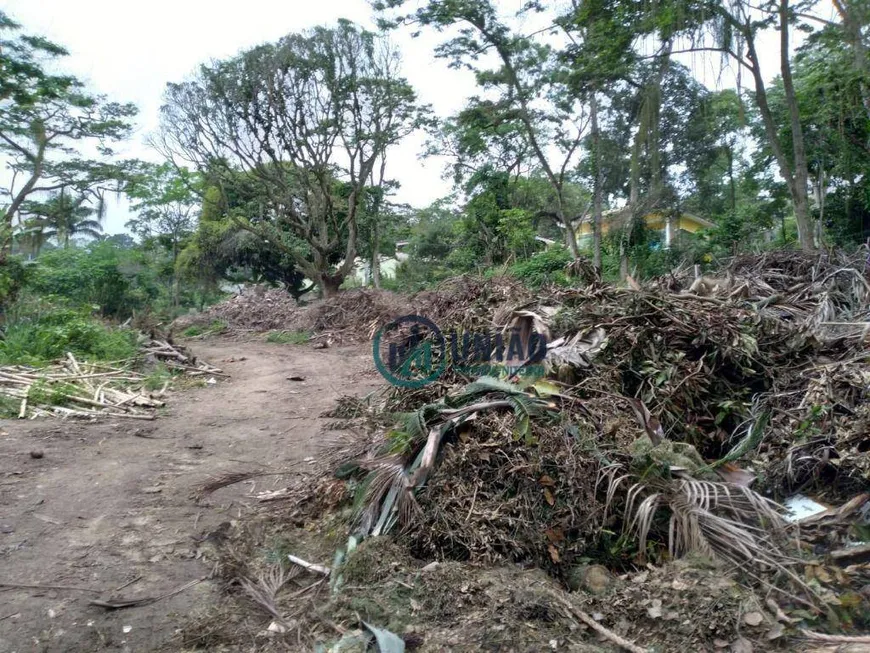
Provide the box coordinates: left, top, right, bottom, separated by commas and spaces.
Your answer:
0, 338, 225, 420
182, 250, 870, 651
139, 336, 226, 377
176, 287, 413, 342
176, 287, 304, 333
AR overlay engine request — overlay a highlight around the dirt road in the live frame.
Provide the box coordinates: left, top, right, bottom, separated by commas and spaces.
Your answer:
0, 338, 379, 652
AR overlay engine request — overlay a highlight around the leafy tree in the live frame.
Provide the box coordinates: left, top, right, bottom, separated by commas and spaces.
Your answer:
126, 163, 199, 265
381, 0, 592, 260
27, 241, 160, 318
765, 29, 870, 245
177, 182, 313, 300
407, 200, 460, 261
157, 21, 426, 296
125, 163, 200, 306
0, 12, 138, 256
22, 191, 103, 248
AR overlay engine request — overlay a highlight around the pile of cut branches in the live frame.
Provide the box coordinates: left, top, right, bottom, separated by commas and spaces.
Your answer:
0, 353, 164, 420
199, 250, 870, 650
315, 250, 870, 609
1, 338, 225, 420
310, 289, 413, 342
140, 336, 227, 377
178, 286, 305, 333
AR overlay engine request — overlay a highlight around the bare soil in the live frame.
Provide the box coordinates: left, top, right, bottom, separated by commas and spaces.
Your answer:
0, 338, 379, 653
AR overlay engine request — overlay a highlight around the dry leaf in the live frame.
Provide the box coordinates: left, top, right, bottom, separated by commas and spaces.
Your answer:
543, 488, 555, 506
814, 566, 833, 583
545, 528, 565, 545
731, 637, 753, 653
548, 544, 561, 564
765, 623, 784, 640
743, 611, 764, 627
647, 599, 663, 619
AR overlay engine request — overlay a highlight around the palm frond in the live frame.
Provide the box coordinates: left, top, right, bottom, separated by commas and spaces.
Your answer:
622, 478, 789, 571
460, 375, 527, 397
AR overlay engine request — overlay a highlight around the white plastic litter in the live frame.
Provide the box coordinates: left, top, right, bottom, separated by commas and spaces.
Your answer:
783, 494, 828, 522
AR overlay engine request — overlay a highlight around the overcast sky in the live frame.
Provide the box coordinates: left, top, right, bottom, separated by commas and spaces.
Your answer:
3, 0, 830, 234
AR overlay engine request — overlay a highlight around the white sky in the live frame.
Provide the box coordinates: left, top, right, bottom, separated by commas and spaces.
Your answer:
2, 0, 833, 234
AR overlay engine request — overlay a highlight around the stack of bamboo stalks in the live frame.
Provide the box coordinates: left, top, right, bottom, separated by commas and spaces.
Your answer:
0, 353, 160, 420
1, 340, 226, 420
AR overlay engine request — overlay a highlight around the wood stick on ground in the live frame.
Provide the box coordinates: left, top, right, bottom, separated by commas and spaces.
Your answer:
0, 582, 101, 594
18, 390, 28, 419
89, 575, 209, 609
286, 554, 331, 576
549, 591, 649, 653
799, 629, 870, 644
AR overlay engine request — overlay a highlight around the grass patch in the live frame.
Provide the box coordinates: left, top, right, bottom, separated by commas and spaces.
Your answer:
265, 330, 310, 345
181, 320, 228, 338
142, 364, 175, 391
0, 395, 21, 418
0, 307, 137, 366
27, 380, 81, 407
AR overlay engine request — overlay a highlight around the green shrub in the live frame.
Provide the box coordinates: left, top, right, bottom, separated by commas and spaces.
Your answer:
143, 364, 175, 391
509, 245, 573, 288
265, 330, 310, 345
0, 395, 20, 418
0, 256, 30, 313
384, 259, 458, 293
0, 304, 137, 366
27, 243, 158, 319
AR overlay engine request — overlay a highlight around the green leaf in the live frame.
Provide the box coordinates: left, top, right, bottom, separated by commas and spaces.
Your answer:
531, 379, 561, 397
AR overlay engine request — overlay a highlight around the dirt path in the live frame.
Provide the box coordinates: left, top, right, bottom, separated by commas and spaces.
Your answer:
0, 338, 380, 652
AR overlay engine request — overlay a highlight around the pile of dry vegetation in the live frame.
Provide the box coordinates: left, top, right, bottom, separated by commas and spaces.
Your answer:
178, 287, 414, 342
189, 250, 870, 652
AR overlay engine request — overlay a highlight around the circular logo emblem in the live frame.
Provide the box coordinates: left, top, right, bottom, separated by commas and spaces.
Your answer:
373, 315, 446, 388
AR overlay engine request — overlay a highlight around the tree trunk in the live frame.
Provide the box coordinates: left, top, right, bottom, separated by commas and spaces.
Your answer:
740, 5, 814, 251
172, 237, 180, 309
779, 0, 814, 251
727, 143, 736, 211
622, 42, 670, 280
590, 90, 603, 272
561, 205, 581, 259
371, 220, 381, 289
622, 125, 643, 281
319, 273, 343, 298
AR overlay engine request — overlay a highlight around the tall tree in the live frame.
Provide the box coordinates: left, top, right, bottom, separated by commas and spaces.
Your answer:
126, 164, 200, 307
23, 191, 103, 248
157, 21, 426, 297
831, 0, 870, 122
0, 12, 138, 256
636, 0, 819, 250
378, 0, 591, 260
126, 163, 199, 266
559, 0, 638, 269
